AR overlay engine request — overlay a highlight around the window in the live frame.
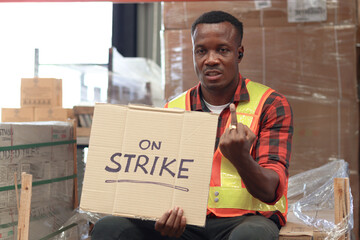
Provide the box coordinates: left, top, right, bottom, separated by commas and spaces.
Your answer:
0, 2, 112, 120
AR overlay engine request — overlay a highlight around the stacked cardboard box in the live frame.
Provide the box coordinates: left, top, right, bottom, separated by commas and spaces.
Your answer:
1, 78, 73, 122
162, 1, 357, 100
0, 122, 76, 239
73, 106, 94, 137
162, 0, 358, 238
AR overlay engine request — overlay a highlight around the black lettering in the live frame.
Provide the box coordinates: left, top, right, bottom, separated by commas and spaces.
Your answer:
14, 149, 21, 158
139, 140, 150, 150
139, 140, 162, 150
151, 141, 161, 150
124, 154, 136, 172
0, 150, 11, 160
295, 7, 323, 16
159, 158, 176, 177
258, 2, 267, 6
177, 159, 194, 179
0, 129, 11, 136
23, 148, 32, 157
150, 156, 159, 175
105, 153, 122, 172
134, 155, 149, 174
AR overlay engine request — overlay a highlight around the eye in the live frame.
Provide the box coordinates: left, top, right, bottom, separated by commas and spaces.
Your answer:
195, 48, 206, 55
219, 48, 229, 53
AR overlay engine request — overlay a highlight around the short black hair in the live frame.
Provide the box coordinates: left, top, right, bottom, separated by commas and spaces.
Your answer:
191, 11, 243, 43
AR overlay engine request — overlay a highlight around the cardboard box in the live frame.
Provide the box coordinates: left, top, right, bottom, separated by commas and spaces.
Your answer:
80, 104, 218, 226
77, 127, 91, 137
34, 107, 73, 121
1, 108, 34, 122
162, 29, 196, 101
21, 78, 62, 108
73, 106, 94, 117
162, 1, 357, 30
163, 25, 357, 101
73, 106, 94, 127
263, 25, 357, 101
288, 96, 359, 174
162, 1, 262, 29
73, 106, 94, 137
279, 210, 334, 240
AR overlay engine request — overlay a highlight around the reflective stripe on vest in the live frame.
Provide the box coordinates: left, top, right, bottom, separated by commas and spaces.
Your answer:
165, 80, 287, 216
164, 91, 191, 110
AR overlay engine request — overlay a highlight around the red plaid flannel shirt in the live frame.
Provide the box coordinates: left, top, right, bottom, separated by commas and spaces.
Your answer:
187, 75, 293, 227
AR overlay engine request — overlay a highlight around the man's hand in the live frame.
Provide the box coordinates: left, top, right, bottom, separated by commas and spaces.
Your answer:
155, 207, 186, 238
219, 103, 256, 167
219, 103, 279, 203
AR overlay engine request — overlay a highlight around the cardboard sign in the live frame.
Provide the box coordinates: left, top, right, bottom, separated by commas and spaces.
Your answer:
80, 103, 218, 226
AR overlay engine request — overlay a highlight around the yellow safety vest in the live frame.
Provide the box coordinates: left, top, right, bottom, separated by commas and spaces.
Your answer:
165, 79, 287, 221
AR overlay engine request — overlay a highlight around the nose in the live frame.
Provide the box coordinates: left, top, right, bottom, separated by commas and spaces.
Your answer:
204, 51, 219, 66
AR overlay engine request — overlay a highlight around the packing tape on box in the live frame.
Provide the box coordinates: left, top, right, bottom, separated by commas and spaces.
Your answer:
0, 174, 77, 192
0, 139, 76, 152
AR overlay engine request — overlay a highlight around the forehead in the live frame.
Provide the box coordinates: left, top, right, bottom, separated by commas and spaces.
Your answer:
192, 22, 239, 46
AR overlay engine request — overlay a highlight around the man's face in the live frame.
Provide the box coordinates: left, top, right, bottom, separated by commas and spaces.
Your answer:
192, 22, 243, 95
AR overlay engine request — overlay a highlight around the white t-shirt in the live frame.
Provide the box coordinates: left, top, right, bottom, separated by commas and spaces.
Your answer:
203, 99, 230, 114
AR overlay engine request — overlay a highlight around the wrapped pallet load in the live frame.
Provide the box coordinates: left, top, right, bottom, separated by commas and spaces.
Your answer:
0, 121, 77, 240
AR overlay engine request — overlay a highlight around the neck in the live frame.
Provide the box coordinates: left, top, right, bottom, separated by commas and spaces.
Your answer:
202, 92, 232, 105
201, 78, 240, 106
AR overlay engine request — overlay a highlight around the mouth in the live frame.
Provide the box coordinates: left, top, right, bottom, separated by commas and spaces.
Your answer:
204, 70, 222, 80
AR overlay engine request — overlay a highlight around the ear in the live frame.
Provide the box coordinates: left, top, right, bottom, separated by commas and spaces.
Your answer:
237, 46, 244, 63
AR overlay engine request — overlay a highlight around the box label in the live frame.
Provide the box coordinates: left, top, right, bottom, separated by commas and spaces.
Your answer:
287, 0, 327, 22
255, 0, 271, 10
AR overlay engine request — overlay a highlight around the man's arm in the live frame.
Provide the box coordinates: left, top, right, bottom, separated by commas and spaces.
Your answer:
219, 102, 291, 203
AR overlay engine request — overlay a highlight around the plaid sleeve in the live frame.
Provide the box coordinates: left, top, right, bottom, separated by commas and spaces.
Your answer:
252, 92, 293, 204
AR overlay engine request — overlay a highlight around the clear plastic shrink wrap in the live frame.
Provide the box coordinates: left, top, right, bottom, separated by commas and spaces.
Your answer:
287, 160, 354, 240
0, 121, 76, 240
161, 1, 357, 102
108, 47, 164, 108
161, 1, 356, 30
